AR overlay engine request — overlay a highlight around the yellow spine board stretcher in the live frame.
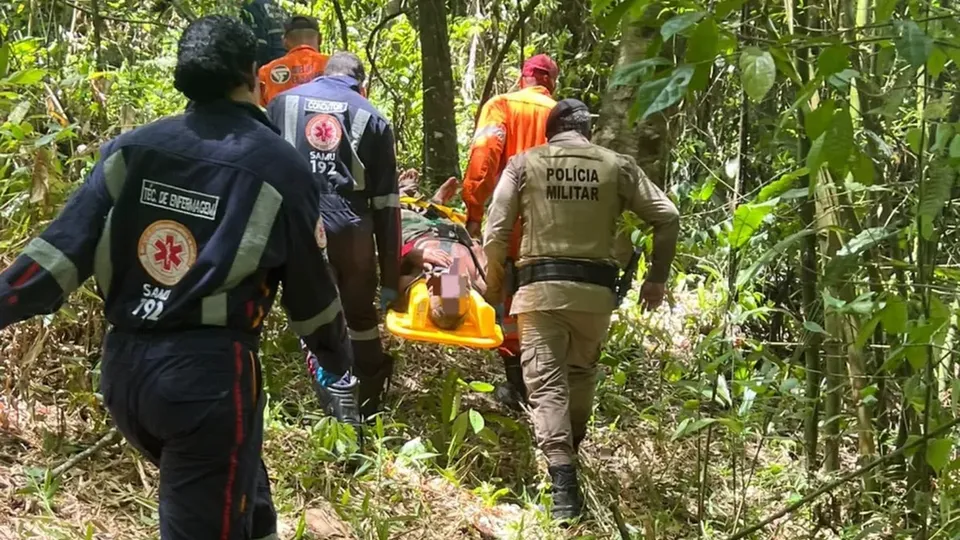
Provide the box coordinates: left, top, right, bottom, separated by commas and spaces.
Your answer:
385, 197, 504, 349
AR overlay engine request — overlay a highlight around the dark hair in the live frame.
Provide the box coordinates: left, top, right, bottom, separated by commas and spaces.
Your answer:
323, 51, 366, 84
285, 15, 319, 33
546, 99, 592, 139
174, 15, 257, 103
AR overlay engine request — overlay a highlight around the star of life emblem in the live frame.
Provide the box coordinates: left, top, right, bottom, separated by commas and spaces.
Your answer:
138, 220, 197, 286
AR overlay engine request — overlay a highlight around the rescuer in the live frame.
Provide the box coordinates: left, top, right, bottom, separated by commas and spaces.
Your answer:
461, 53, 559, 410
257, 15, 330, 107
483, 99, 680, 521
266, 52, 401, 419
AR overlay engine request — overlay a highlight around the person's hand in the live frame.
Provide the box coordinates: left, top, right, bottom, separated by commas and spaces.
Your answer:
380, 287, 399, 312
431, 177, 459, 205
639, 281, 666, 311
466, 221, 482, 239
422, 247, 453, 268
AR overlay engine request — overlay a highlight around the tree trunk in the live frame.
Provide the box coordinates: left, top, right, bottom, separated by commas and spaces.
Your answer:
592, 10, 669, 187
417, 0, 461, 187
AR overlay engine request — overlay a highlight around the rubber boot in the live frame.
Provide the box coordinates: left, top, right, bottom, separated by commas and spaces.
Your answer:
494, 352, 527, 411
313, 375, 363, 437
358, 353, 395, 420
548, 464, 584, 522
573, 433, 586, 454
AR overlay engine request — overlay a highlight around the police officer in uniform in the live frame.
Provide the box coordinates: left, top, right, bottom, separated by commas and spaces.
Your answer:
266, 52, 401, 419
483, 99, 680, 521
0, 16, 355, 540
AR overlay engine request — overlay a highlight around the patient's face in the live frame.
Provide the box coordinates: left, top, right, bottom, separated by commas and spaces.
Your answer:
428, 273, 470, 330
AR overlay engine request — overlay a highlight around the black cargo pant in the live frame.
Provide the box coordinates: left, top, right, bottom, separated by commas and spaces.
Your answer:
101, 329, 277, 540
313, 213, 390, 416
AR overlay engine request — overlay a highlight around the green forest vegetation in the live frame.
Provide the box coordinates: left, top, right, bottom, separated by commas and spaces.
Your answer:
2, 0, 960, 538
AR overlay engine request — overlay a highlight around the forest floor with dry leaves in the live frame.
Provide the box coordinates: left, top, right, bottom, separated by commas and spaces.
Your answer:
0, 285, 868, 539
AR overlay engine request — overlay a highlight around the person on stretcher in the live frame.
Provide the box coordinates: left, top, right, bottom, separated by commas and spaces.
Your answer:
394, 170, 488, 330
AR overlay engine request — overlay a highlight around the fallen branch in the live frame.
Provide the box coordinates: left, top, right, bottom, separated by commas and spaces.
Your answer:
51, 427, 120, 478
727, 416, 960, 540
475, 0, 542, 120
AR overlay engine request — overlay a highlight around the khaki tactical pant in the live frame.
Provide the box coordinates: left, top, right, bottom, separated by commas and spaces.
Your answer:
518, 309, 612, 466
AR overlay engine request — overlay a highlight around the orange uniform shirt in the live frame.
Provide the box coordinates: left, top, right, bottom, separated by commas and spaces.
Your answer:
461, 85, 557, 225
258, 45, 330, 106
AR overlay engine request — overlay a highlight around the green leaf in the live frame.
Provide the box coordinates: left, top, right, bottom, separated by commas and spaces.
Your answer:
804, 100, 835, 141
876, 0, 897, 22
927, 46, 948, 79
740, 47, 777, 102
906, 127, 924, 155
823, 107, 853, 172
855, 314, 882, 350
598, 0, 643, 34
729, 199, 777, 249
769, 46, 802, 85
918, 160, 956, 240
468, 381, 495, 393
949, 135, 960, 159
807, 133, 826, 175
759, 168, 808, 202
923, 97, 951, 121
932, 123, 954, 155
837, 227, 899, 257
686, 17, 719, 66
804, 321, 829, 335
631, 65, 694, 121
8, 100, 30, 125
671, 417, 717, 441
661, 12, 705, 40
736, 229, 814, 287
895, 21, 934, 69
610, 57, 673, 88
817, 44, 851, 77
881, 295, 909, 334
827, 69, 859, 91
926, 438, 953, 473
878, 69, 915, 117
5, 69, 46, 86
468, 409, 485, 434
715, 0, 744, 18
0, 44, 9, 78
853, 152, 876, 186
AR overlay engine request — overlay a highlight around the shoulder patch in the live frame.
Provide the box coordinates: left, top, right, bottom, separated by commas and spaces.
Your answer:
304, 99, 349, 114
138, 220, 197, 286
270, 65, 291, 84
305, 114, 343, 152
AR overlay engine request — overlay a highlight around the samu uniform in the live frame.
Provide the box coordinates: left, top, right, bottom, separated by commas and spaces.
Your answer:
267, 75, 401, 417
0, 100, 353, 540
483, 130, 679, 467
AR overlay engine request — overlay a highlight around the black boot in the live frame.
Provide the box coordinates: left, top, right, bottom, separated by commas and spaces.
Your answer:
494, 353, 527, 411
548, 464, 584, 522
313, 375, 362, 433
573, 433, 586, 454
357, 353, 395, 419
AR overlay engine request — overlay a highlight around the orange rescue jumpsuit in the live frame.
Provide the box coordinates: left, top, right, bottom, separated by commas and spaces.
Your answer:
258, 45, 330, 106
461, 85, 556, 354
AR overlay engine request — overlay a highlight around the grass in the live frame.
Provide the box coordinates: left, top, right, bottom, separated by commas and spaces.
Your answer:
0, 287, 902, 539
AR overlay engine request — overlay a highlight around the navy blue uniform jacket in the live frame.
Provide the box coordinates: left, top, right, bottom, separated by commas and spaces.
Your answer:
0, 100, 353, 376
241, 0, 287, 67
266, 75, 401, 291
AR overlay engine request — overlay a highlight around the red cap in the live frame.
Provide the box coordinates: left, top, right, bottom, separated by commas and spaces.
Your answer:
522, 54, 559, 81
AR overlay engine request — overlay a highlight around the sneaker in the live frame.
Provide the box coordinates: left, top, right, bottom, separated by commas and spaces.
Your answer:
548, 464, 584, 522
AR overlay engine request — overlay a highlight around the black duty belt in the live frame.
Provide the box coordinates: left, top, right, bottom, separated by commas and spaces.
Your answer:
516, 259, 619, 292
